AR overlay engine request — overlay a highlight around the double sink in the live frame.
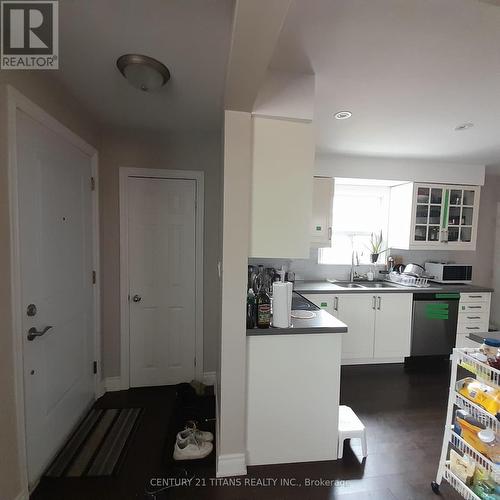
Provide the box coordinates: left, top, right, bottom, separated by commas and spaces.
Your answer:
333, 281, 400, 289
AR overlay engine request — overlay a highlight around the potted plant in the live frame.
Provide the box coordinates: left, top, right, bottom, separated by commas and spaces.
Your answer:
366, 230, 388, 263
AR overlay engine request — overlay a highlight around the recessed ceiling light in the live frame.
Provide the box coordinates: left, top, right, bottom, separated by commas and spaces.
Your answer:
116, 54, 170, 92
334, 111, 352, 120
454, 122, 474, 131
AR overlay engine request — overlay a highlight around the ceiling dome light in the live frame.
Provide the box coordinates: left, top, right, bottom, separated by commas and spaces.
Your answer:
116, 54, 170, 92
334, 111, 352, 120
454, 122, 474, 131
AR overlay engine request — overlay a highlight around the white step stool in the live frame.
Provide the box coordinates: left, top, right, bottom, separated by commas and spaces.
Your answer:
338, 405, 367, 459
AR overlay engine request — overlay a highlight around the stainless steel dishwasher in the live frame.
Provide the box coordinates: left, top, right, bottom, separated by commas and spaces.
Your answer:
410, 292, 460, 356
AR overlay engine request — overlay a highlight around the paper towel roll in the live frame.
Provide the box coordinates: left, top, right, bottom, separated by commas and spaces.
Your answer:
272, 281, 293, 328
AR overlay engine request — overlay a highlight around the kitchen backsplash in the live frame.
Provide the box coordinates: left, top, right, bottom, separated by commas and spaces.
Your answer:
249, 247, 479, 282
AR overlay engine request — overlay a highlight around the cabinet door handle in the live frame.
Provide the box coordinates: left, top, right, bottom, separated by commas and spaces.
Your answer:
467, 316, 481, 320
377, 296, 381, 310
468, 306, 482, 309
333, 296, 339, 312
468, 295, 483, 298
466, 327, 480, 330
328, 227, 332, 241
372, 296, 376, 310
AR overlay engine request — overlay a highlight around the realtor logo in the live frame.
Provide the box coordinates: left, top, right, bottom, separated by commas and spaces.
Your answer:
1, 1, 58, 69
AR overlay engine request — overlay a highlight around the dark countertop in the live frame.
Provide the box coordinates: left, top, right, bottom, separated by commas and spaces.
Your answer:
294, 280, 493, 294
246, 292, 348, 336
468, 331, 500, 344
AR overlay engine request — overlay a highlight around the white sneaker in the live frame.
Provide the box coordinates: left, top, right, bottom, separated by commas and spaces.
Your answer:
177, 427, 214, 443
173, 435, 213, 461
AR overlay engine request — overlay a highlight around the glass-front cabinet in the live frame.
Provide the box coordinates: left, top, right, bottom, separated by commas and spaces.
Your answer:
388, 182, 481, 250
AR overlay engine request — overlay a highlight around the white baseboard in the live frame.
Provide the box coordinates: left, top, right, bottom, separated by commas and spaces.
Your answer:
103, 376, 123, 392
202, 371, 216, 385
216, 453, 247, 477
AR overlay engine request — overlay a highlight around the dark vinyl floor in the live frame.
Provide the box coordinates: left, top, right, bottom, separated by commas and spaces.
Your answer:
31, 364, 461, 500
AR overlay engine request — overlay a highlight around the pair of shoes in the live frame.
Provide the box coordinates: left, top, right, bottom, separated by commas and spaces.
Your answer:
173, 427, 213, 461
181, 420, 214, 442
177, 427, 213, 443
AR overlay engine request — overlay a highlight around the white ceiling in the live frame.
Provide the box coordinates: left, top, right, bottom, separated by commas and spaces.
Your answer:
270, 0, 500, 165
57, 0, 234, 132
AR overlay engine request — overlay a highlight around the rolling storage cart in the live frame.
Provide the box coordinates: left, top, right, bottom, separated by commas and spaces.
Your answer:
433, 347, 500, 498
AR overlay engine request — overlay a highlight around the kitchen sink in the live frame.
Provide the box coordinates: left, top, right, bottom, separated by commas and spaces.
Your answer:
359, 282, 399, 288
335, 282, 364, 288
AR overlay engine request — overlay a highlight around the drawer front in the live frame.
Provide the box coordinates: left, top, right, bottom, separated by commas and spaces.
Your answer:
460, 292, 491, 303
456, 333, 482, 348
457, 310, 489, 334
457, 322, 489, 334
458, 311, 490, 324
459, 302, 490, 313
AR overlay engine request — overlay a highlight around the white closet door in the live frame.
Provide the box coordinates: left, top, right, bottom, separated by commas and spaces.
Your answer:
128, 177, 197, 387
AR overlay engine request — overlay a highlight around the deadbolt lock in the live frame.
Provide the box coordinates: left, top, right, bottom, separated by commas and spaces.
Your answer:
27, 304, 37, 317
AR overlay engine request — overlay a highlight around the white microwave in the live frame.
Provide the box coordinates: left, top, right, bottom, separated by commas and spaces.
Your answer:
424, 263, 473, 284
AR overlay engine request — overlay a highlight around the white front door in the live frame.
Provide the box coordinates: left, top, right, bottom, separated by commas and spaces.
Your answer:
17, 110, 96, 486
127, 177, 197, 387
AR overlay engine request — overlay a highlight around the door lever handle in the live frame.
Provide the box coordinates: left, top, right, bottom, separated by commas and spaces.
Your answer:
27, 326, 53, 341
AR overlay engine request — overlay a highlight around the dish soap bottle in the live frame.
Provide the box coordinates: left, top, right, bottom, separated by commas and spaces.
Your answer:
256, 288, 271, 329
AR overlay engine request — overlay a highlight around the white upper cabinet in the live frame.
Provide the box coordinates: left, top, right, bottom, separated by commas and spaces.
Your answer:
388, 182, 481, 250
250, 116, 315, 259
311, 177, 334, 247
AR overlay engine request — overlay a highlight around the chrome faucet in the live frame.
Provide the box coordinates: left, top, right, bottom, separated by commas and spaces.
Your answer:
350, 250, 357, 282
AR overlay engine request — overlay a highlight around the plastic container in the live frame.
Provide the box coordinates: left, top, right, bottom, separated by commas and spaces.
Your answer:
457, 378, 500, 419
454, 409, 488, 453
479, 428, 500, 463
472, 467, 500, 499
481, 339, 500, 370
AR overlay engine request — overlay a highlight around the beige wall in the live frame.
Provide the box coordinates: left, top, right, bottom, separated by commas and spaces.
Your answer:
492, 201, 500, 329
0, 74, 99, 500
472, 175, 500, 286
99, 127, 222, 378
217, 110, 252, 475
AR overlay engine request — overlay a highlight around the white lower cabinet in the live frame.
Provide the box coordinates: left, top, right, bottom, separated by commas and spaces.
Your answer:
455, 333, 481, 349
334, 294, 375, 360
373, 293, 412, 359
303, 292, 412, 364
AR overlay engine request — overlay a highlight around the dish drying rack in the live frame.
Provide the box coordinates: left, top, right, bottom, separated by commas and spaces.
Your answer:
433, 347, 500, 499
385, 271, 431, 288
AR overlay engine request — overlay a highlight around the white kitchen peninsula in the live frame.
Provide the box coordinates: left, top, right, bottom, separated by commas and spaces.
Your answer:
246, 300, 347, 466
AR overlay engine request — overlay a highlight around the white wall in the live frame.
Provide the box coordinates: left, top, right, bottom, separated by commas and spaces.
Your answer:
315, 153, 486, 185
99, 127, 222, 378
217, 110, 252, 477
253, 71, 315, 120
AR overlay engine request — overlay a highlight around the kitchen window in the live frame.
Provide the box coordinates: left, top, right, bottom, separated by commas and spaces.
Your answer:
318, 180, 392, 265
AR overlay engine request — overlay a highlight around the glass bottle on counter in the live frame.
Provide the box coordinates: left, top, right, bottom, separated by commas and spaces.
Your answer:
256, 287, 271, 329
253, 265, 265, 294
246, 289, 256, 329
